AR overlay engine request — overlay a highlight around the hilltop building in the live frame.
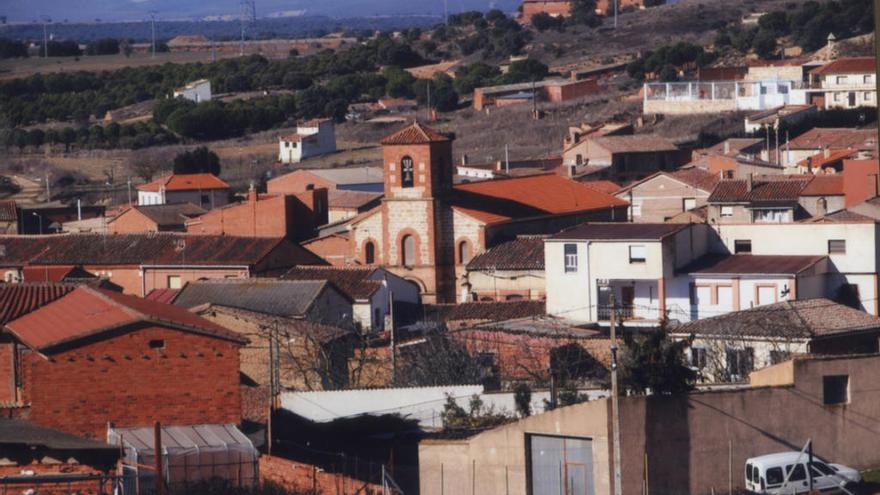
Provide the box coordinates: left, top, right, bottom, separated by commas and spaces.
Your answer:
173, 79, 212, 103
278, 119, 337, 164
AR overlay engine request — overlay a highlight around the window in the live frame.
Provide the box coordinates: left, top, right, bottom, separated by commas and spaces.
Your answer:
401, 156, 414, 188
752, 208, 791, 223
823, 375, 849, 405
690, 347, 707, 369
629, 245, 646, 263
866, 91, 874, 101
527, 434, 594, 495
734, 240, 752, 254
167, 275, 182, 289
766, 467, 784, 486
576, 154, 583, 165
149, 339, 165, 349
828, 239, 846, 254
306, 184, 315, 190
745, 464, 753, 483
631, 203, 642, 218
810, 461, 836, 477
864, 75, 873, 84
816, 197, 827, 212
777, 84, 789, 94
726, 347, 754, 381
200, 194, 210, 206
564, 244, 578, 273
785, 464, 806, 482
401, 235, 415, 267
506, 294, 524, 301
836, 75, 846, 84
720, 206, 734, 217
373, 308, 382, 329
458, 240, 471, 264
683, 198, 696, 211
364, 241, 375, 264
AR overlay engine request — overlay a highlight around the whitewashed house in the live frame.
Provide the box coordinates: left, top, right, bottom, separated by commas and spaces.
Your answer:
278, 119, 337, 164
173, 79, 212, 103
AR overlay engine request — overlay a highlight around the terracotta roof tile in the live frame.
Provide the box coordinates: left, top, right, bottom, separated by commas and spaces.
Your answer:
797, 150, 858, 170
5, 286, 246, 351
708, 178, 810, 203
806, 209, 877, 223
810, 57, 876, 75
137, 173, 230, 192
425, 300, 546, 323
380, 122, 452, 145
551, 222, 689, 241
145, 288, 181, 304
467, 236, 545, 271
590, 135, 679, 153
682, 254, 825, 275
0, 200, 16, 222
787, 128, 878, 151
327, 190, 383, 210
800, 175, 845, 196
452, 174, 628, 225
580, 180, 621, 195
281, 266, 382, 300
674, 298, 880, 339
0, 284, 75, 325
21, 266, 96, 283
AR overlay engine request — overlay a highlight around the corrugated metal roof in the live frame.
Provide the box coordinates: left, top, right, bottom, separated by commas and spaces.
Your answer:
109, 424, 253, 453
551, 222, 689, 241
0, 200, 16, 222
5, 286, 247, 351
0, 418, 118, 451
173, 279, 342, 317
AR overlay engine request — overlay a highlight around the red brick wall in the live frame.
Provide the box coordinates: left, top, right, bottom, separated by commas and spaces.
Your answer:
21, 325, 242, 439
0, 338, 15, 404
0, 461, 114, 495
108, 209, 159, 234
260, 455, 382, 495
521, 0, 572, 23
550, 78, 600, 102
843, 159, 880, 207
302, 235, 355, 266
267, 170, 336, 194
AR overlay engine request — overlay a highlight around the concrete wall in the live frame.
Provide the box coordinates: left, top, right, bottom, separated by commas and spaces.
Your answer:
617, 174, 711, 223
465, 269, 545, 302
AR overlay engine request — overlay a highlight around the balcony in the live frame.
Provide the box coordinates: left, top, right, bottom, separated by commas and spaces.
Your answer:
597, 304, 635, 321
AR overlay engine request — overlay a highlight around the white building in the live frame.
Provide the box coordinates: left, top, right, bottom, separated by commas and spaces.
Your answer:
278, 119, 337, 164
808, 57, 877, 109
137, 173, 230, 209
173, 79, 212, 103
545, 219, 880, 325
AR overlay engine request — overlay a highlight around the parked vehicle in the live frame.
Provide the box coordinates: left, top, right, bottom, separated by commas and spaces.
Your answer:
745, 451, 860, 494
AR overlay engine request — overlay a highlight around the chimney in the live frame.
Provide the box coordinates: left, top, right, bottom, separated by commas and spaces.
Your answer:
823, 146, 831, 159
248, 181, 257, 203
724, 140, 730, 155
746, 173, 754, 192
569, 165, 577, 177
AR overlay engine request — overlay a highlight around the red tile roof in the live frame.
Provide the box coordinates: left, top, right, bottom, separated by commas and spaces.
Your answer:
590, 135, 679, 153
810, 57, 876, 75
380, 122, 452, 145
4, 234, 325, 267
800, 175, 845, 196
617, 168, 720, 195
145, 288, 181, 304
0, 200, 16, 223
708, 178, 810, 203
787, 128, 878, 151
280, 133, 303, 142
137, 173, 230, 192
797, 149, 858, 170
467, 236, 546, 271
281, 266, 382, 300
0, 284, 75, 325
452, 174, 628, 224
5, 286, 247, 352
327, 190, 383, 210
580, 180, 621, 195
21, 266, 96, 283
683, 254, 826, 275
425, 300, 545, 323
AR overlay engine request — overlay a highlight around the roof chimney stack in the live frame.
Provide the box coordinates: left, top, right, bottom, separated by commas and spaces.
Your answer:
248, 181, 257, 203
823, 146, 831, 159
746, 173, 754, 192
724, 140, 730, 155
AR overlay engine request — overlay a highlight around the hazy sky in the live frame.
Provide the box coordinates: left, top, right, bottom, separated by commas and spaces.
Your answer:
2, 0, 513, 22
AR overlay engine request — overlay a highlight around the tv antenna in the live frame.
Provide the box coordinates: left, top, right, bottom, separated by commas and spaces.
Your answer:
40, 15, 51, 58
148, 11, 158, 58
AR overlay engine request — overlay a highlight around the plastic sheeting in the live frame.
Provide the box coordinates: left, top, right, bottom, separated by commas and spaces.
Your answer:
107, 424, 258, 489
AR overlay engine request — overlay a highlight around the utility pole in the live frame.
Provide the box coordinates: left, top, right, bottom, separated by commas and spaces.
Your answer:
426, 79, 432, 121
149, 11, 157, 58
127, 177, 132, 206
874, 0, 880, 165
504, 144, 510, 174
154, 421, 164, 495
389, 291, 396, 385
610, 294, 623, 495
41, 16, 51, 58
775, 119, 780, 166
614, 0, 618, 29
44, 172, 50, 201
444, 0, 449, 25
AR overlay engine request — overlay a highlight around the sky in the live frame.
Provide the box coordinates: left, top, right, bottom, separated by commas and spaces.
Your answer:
2, 0, 515, 22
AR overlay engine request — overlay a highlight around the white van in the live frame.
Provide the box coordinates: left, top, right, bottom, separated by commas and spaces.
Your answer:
745, 452, 860, 494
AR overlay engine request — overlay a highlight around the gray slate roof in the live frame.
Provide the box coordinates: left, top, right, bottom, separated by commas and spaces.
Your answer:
173, 279, 342, 318
674, 298, 880, 339
0, 418, 118, 451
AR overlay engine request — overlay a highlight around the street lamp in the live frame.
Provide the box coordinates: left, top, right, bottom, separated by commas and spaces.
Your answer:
31, 212, 42, 234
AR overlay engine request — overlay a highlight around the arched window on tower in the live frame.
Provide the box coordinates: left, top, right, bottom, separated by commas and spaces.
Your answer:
365, 241, 376, 264
402, 235, 415, 267
401, 156, 414, 188
458, 240, 471, 265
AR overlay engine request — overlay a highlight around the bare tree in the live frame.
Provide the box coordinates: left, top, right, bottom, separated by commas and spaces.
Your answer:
129, 148, 173, 182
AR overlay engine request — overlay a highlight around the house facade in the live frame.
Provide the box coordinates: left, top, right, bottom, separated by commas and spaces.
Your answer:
614, 168, 719, 222
137, 173, 230, 209
278, 119, 337, 164
173, 79, 212, 103
808, 57, 876, 109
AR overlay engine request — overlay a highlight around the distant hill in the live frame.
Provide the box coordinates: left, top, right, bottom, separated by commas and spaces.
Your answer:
2, 0, 521, 23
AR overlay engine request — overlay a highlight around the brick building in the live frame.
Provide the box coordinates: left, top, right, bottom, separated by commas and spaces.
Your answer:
0, 285, 247, 439
336, 122, 628, 303
473, 77, 600, 111
107, 203, 206, 233
520, 0, 643, 23
185, 187, 328, 240
268, 167, 384, 194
